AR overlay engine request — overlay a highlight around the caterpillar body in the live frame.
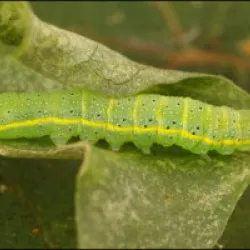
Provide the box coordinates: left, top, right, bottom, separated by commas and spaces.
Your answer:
0, 89, 249, 155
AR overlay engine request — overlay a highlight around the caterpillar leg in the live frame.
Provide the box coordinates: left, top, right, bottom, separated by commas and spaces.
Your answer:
109, 143, 122, 152
215, 146, 235, 155
104, 138, 123, 152
141, 147, 151, 155
79, 134, 99, 145
50, 133, 71, 146
189, 142, 209, 155
133, 142, 151, 155
50, 124, 78, 147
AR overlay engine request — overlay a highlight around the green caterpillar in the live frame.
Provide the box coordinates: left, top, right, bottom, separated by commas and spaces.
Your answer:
0, 89, 249, 155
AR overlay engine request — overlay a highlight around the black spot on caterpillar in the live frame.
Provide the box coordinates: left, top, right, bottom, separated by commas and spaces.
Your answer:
0, 89, 249, 155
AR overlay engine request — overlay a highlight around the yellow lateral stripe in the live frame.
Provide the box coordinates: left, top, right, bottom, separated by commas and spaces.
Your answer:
0, 117, 250, 146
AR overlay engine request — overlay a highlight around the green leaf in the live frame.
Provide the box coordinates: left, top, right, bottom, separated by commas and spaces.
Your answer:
145, 76, 250, 109
76, 145, 250, 248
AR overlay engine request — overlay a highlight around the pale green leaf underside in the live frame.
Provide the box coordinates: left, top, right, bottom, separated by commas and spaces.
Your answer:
76, 145, 250, 248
